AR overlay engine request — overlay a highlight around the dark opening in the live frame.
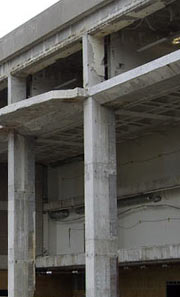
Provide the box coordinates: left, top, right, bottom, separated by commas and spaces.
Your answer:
73, 272, 85, 291
0, 88, 7, 108
0, 290, 8, 296
167, 281, 180, 297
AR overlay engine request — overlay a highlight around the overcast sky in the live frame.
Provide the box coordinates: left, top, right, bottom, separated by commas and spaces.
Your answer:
0, 0, 58, 37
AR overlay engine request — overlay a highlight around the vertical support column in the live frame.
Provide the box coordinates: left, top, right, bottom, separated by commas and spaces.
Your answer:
83, 34, 105, 88
8, 75, 26, 104
83, 34, 118, 297
8, 75, 36, 297
8, 133, 36, 297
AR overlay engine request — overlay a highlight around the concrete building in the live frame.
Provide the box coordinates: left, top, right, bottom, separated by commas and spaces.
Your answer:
1, 0, 180, 296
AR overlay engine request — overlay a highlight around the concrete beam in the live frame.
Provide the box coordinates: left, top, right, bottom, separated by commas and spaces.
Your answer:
3, 243, 180, 270
89, 49, 180, 106
116, 109, 180, 122
0, 0, 171, 77
0, 0, 114, 63
36, 253, 85, 269
118, 244, 180, 265
35, 244, 180, 269
8, 132, 35, 297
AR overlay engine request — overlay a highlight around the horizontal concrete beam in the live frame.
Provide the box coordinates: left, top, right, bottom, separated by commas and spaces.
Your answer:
118, 244, 180, 265
89, 49, 180, 106
35, 244, 180, 269
36, 253, 85, 269
2, 243, 180, 270
0, 0, 113, 63
0, 0, 172, 77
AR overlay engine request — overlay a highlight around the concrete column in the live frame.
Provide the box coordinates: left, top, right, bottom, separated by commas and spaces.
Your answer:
8, 132, 35, 297
8, 75, 35, 297
8, 75, 26, 104
83, 34, 118, 297
83, 33, 105, 88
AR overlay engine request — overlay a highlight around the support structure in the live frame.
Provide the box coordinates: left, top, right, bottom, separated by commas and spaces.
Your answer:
8, 75, 26, 104
8, 76, 36, 297
83, 34, 118, 297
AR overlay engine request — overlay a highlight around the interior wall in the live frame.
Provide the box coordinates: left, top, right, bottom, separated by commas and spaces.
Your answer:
109, 0, 180, 79
46, 126, 180, 255
48, 162, 84, 202
47, 162, 84, 255
117, 125, 180, 197
109, 31, 150, 77
118, 188, 180, 249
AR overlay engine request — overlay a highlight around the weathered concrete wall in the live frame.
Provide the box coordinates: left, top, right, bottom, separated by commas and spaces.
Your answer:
45, 186, 180, 255
46, 126, 180, 255
118, 188, 180, 249
47, 162, 84, 255
117, 125, 180, 197
109, 26, 178, 78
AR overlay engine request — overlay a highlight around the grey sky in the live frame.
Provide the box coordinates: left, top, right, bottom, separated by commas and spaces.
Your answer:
0, 0, 58, 37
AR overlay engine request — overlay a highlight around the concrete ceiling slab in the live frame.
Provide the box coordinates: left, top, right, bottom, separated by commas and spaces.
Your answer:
89, 49, 180, 107
0, 88, 86, 135
0, 88, 86, 164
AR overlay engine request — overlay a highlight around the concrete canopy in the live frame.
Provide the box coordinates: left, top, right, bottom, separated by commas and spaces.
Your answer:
0, 88, 86, 163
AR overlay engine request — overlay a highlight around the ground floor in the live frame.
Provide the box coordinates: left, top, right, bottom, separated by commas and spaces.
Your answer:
1, 263, 180, 297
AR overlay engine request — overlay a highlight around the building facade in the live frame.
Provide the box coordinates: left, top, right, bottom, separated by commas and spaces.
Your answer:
0, 0, 180, 296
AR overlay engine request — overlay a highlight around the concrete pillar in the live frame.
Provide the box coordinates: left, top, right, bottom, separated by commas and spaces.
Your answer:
83, 34, 105, 88
83, 34, 118, 297
8, 132, 35, 297
8, 75, 26, 104
8, 75, 36, 297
